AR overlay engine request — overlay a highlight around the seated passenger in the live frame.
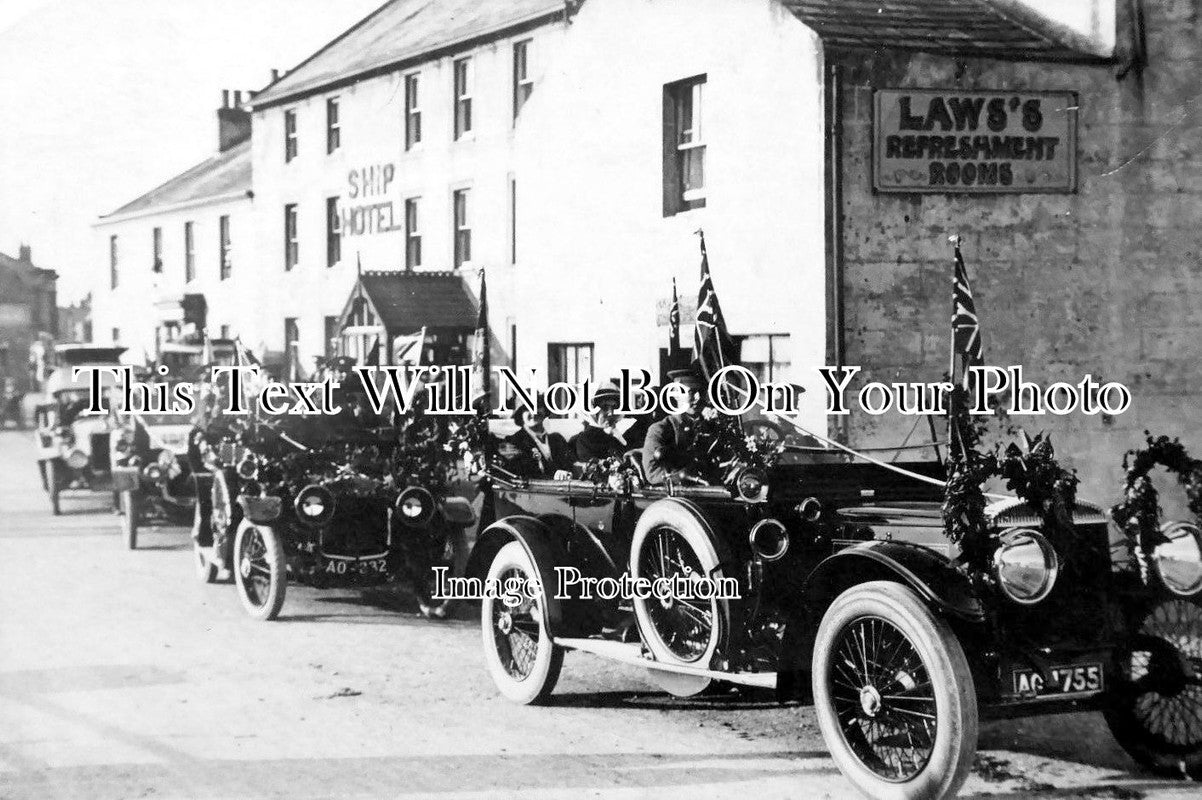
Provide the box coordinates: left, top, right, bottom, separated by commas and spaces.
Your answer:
502, 404, 573, 480
573, 383, 628, 462
643, 369, 707, 485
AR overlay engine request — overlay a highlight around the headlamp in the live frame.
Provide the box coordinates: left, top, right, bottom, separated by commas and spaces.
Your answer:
993, 528, 1059, 605
396, 486, 434, 526
294, 484, 335, 526
66, 449, 89, 470
734, 468, 768, 503
1153, 521, 1202, 596
235, 453, 259, 480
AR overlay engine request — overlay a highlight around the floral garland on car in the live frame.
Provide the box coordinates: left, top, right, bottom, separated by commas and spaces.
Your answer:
691, 411, 782, 484
941, 389, 1080, 572
1110, 433, 1202, 580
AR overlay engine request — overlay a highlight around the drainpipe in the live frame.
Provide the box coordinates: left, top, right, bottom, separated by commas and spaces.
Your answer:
824, 61, 847, 441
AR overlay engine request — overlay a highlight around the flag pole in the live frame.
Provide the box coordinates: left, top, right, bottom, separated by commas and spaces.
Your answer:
948, 234, 964, 461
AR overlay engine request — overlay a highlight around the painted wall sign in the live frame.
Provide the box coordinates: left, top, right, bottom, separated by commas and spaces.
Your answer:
873, 89, 1077, 193
342, 163, 403, 235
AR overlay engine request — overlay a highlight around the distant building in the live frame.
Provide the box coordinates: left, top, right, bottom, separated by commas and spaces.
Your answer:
58, 293, 92, 343
0, 244, 58, 396
92, 91, 255, 363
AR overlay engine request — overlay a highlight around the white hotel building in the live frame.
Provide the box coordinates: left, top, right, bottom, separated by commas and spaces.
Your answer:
93, 0, 1111, 432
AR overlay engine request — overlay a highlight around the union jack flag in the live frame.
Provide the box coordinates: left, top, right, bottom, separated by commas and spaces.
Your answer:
951, 237, 983, 379
693, 233, 735, 380
233, 336, 260, 368
667, 277, 681, 368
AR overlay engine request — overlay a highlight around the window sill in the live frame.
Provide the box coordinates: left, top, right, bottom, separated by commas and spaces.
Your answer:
664, 199, 706, 218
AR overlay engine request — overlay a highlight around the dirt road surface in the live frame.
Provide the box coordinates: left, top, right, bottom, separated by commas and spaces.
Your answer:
0, 430, 1197, 799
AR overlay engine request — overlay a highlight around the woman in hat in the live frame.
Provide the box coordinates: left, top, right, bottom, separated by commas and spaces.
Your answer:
502, 402, 573, 479
572, 383, 628, 462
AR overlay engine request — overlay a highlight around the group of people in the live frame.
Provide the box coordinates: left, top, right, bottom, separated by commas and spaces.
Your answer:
497, 369, 708, 486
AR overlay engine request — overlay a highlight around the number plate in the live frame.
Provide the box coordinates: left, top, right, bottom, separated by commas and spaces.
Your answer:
322, 557, 389, 577
1012, 662, 1103, 698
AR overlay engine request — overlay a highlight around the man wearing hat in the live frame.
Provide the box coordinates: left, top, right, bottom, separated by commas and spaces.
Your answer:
642, 368, 707, 484
502, 403, 574, 479
573, 382, 628, 462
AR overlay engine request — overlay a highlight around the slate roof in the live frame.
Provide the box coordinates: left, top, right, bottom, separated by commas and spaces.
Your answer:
100, 139, 252, 220
358, 270, 478, 331
250, 0, 565, 109
779, 0, 1112, 62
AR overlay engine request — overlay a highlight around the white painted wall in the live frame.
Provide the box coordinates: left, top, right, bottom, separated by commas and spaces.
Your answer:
91, 196, 253, 363
248, 21, 567, 366
514, 0, 829, 428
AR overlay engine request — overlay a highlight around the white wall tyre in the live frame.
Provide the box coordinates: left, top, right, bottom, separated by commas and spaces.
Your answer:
629, 500, 728, 694
233, 520, 286, 621
192, 500, 218, 583
481, 541, 563, 704
812, 580, 977, 800
210, 469, 241, 570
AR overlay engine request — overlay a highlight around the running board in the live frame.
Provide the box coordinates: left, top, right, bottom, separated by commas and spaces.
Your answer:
553, 637, 778, 689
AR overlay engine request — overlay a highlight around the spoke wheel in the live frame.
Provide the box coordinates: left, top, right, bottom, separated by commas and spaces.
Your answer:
210, 469, 241, 570
1105, 596, 1202, 779
813, 581, 976, 800
629, 500, 728, 695
637, 527, 718, 663
233, 520, 286, 621
481, 541, 563, 704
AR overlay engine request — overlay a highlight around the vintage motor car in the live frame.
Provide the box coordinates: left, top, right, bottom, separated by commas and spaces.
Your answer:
466, 419, 1202, 799
111, 408, 198, 549
193, 410, 476, 621
109, 342, 237, 549
33, 344, 126, 515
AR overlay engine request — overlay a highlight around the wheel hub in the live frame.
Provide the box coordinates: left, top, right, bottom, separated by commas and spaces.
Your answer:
239, 557, 252, 578
659, 595, 675, 610
496, 611, 513, 635
859, 684, 883, 717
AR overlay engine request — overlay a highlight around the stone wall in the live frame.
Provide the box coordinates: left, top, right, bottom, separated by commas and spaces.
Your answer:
834, 0, 1202, 505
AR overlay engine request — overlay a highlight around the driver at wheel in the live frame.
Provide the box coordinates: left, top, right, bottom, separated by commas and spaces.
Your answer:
643, 369, 708, 485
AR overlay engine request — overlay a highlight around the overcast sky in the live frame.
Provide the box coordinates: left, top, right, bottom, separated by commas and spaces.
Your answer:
0, 0, 383, 302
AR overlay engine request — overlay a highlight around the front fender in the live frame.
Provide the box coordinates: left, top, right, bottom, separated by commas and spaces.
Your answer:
467, 515, 579, 638
805, 540, 985, 622
778, 541, 984, 683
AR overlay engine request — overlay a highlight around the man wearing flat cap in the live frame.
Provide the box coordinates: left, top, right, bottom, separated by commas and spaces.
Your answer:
573, 382, 628, 462
642, 368, 707, 484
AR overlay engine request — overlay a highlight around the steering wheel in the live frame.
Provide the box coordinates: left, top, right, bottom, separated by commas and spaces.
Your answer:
745, 419, 784, 445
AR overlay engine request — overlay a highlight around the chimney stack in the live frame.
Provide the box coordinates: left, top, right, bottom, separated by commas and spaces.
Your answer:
271, 68, 281, 82
217, 89, 251, 152
18, 244, 31, 263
